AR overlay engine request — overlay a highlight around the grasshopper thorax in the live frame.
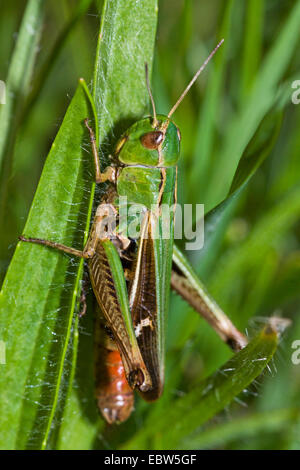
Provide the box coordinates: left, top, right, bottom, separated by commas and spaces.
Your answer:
115, 114, 181, 168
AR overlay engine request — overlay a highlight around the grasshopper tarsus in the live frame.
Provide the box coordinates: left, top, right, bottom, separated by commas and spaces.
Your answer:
19, 235, 32, 242
226, 336, 246, 352
84, 118, 95, 141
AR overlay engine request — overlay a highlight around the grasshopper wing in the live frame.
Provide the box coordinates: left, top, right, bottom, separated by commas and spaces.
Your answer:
129, 211, 174, 401
89, 239, 152, 392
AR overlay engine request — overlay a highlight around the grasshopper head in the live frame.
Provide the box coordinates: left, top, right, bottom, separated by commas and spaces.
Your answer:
115, 41, 225, 169
115, 114, 181, 167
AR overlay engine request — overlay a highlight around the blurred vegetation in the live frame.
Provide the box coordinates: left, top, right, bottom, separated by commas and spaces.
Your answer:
0, 0, 300, 450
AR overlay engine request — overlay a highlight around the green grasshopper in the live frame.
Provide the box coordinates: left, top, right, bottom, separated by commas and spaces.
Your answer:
19, 39, 247, 423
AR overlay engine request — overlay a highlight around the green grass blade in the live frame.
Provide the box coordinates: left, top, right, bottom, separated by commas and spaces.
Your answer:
208, 185, 300, 326
185, 408, 299, 449
0, 0, 158, 450
206, 2, 300, 209
52, 315, 100, 450
23, 0, 93, 117
240, 0, 264, 101
123, 318, 290, 449
93, 0, 158, 143
197, 109, 282, 274
189, 0, 235, 202
0, 0, 44, 170
0, 0, 44, 228
0, 83, 92, 449
54, 0, 158, 449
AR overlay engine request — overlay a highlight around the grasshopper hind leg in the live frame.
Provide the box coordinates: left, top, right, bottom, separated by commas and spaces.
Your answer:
172, 245, 247, 352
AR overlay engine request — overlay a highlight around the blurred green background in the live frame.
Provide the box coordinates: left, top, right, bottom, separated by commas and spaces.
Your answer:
0, 0, 300, 450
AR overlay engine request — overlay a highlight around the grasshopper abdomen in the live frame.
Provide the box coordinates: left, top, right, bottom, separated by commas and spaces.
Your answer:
94, 310, 134, 424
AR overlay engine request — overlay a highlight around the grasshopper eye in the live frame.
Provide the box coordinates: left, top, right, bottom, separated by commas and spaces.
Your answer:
140, 131, 164, 150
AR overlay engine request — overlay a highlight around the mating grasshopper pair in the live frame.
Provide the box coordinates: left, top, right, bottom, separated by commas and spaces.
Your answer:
19, 40, 247, 424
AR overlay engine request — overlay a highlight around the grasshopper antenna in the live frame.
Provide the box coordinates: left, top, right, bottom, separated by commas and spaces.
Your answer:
168, 38, 224, 119
145, 63, 158, 128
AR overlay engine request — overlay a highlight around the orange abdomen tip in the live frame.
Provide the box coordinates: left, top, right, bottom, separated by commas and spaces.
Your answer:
96, 350, 134, 424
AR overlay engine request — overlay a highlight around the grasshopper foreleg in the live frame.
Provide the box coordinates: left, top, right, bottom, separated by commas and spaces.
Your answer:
18, 235, 95, 258
18, 200, 119, 258
84, 118, 116, 184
